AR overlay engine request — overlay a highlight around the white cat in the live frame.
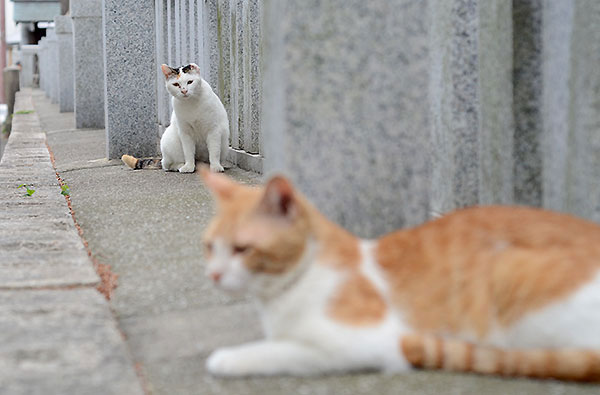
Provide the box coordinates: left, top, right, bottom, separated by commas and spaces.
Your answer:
160, 63, 229, 173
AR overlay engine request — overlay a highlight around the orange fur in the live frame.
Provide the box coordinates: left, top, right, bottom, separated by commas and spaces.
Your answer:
401, 334, 600, 382
328, 273, 387, 326
376, 206, 600, 335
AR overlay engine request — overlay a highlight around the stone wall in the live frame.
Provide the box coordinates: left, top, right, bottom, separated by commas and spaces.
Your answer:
33, 0, 600, 235
262, 0, 600, 237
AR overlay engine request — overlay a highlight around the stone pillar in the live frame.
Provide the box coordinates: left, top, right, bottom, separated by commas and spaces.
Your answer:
512, 0, 543, 206
477, 1, 514, 205
262, 0, 432, 237
428, 0, 482, 216
103, 0, 159, 158
38, 37, 47, 93
541, 0, 600, 222
3, 67, 20, 115
46, 28, 59, 104
20, 45, 39, 89
55, 15, 74, 112
262, 0, 516, 237
71, 0, 105, 128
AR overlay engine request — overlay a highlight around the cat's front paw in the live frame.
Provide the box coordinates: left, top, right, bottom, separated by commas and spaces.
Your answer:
206, 348, 252, 377
210, 163, 225, 173
178, 163, 196, 173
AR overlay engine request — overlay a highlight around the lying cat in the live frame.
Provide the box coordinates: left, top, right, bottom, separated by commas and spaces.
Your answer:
200, 169, 600, 381
122, 63, 229, 173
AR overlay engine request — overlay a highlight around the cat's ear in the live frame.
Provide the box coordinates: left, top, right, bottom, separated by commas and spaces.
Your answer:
161, 64, 178, 79
188, 63, 201, 74
258, 176, 297, 219
200, 166, 235, 200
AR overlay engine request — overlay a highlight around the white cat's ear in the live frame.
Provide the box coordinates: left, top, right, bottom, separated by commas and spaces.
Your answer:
200, 166, 235, 200
258, 176, 297, 219
161, 64, 177, 79
190, 63, 201, 73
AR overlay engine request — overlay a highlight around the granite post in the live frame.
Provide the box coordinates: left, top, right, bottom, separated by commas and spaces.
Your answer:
103, 0, 159, 158
38, 37, 47, 93
512, 0, 543, 206
3, 67, 20, 115
54, 15, 74, 112
541, 0, 600, 222
45, 28, 59, 104
262, 0, 432, 237
71, 0, 105, 128
262, 0, 516, 237
19, 45, 39, 89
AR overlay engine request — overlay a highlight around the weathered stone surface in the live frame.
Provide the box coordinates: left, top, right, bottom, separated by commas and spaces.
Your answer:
428, 0, 480, 216
0, 289, 144, 395
512, 0, 543, 206
44, 28, 59, 104
263, 0, 431, 237
541, 0, 600, 222
19, 45, 39, 89
0, 89, 144, 395
71, 0, 105, 128
55, 15, 74, 112
0, 91, 97, 289
477, 1, 514, 205
103, 0, 160, 159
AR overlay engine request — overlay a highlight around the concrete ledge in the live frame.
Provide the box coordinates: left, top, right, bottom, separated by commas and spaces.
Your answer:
0, 90, 98, 288
0, 88, 144, 394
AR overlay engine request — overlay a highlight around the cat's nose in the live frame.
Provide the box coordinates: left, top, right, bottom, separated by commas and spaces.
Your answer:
210, 271, 222, 283
181, 89, 188, 95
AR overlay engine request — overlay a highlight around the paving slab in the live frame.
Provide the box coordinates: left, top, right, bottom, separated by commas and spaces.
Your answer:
0, 289, 143, 395
0, 89, 144, 394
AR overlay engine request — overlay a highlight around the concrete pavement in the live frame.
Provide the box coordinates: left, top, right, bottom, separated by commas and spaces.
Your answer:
2, 88, 598, 394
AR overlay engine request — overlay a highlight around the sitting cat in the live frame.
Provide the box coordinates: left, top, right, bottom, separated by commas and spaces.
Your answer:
122, 63, 229, 173
200, 169, 600, 381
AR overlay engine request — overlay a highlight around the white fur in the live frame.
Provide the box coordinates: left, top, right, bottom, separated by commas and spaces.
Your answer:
487, 271, 600, 349
206, 239, 413, 376
160, 64, 229, 173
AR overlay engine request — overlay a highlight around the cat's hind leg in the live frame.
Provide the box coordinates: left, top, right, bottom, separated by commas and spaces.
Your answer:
161, 156, 181, 172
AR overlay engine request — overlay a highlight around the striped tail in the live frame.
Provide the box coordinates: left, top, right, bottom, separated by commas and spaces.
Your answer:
121, 155, 162, 170
400, 334, 600, 382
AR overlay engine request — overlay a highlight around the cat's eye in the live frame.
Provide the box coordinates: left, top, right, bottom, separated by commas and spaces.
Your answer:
233, 245, 249, 254
187, 80, 193, 85
173, 82, 180, 87
204, 241, 213, 254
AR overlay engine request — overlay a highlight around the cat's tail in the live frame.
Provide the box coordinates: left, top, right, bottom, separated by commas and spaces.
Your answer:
121, 155, 162, 170
400, 334, 600, 382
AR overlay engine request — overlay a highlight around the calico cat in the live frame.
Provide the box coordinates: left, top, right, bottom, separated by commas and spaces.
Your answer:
122, 63, 229, 173
200, 169, 600, 381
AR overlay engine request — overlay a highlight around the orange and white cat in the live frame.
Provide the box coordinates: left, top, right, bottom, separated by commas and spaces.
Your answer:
200, 169, 600, 381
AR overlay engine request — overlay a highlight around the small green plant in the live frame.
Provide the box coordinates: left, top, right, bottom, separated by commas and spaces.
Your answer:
60, 183, 70, 196
14, 110, 34, 115
17, 184, 35, 196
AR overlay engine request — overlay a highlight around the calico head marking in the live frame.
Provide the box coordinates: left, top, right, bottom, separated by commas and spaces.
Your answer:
161, 63, 202, 99
200, 168, 311, 294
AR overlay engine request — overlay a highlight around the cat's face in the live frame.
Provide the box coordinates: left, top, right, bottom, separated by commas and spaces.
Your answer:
161, 63, 203, 99
201, 170, 311, 294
